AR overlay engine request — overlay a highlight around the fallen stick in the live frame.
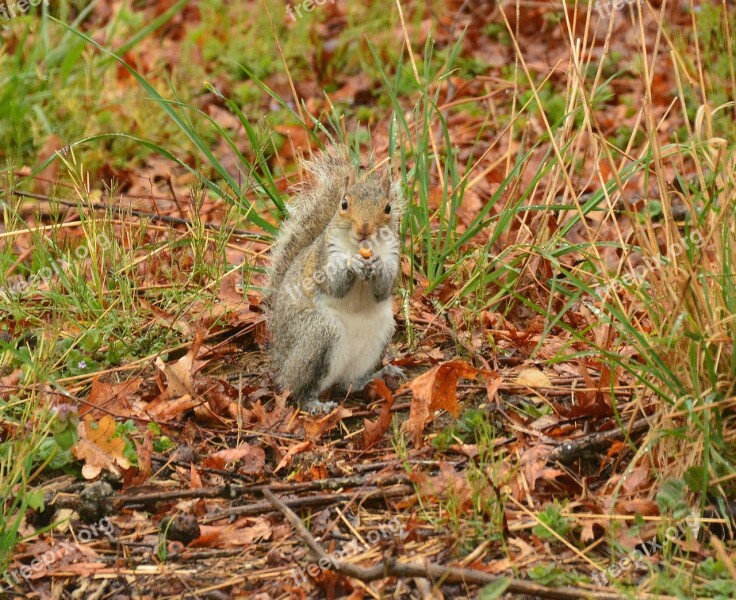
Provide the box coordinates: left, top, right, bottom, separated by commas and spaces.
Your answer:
262, 488, 624, 600
547, 419, 649, 464
8, 189, 266, 241
116, 474, 413, 507
204, 484, 413, 523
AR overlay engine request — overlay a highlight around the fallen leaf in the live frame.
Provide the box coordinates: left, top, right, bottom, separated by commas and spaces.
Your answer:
303, 406, 352, 439
515, 368, 552, 388
621, 465, 650, 495
81, 377, 141, 418
412, 462, 472, 507
190, 464, 204, 489
155, 352, 194, 399
580, 518, 608, 543
1, 369, 22, 400
73, 415, 131, 479
130, 429, 153, 484
138, 298, 194, 336
613, 499, 660, 516
146, 393, 200, 420
193, 378, 240, 424
485, 372, 503, 404
45, 562, 111, 578
147, 330, 210, 419
362, 380, 395, 448
449, 443, 479, 458
402, 360, 478, 447
203, 443, 266, 475
215, 273, 258, 325
520, 445, 564, 490
250, 398, 292, 430
274, 441, 313, 474
34, 133, 63, 195
156, 329, 206, 397
191, 517, 272, 548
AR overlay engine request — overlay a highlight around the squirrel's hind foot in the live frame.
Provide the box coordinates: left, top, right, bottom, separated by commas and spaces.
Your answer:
373, 364, 405, 386
299, 398, 339, 416
354, 364, 406, 392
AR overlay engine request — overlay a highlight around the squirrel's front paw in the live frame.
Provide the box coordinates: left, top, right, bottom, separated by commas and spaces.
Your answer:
365, 254, 384, 278
348, 255, 370, 280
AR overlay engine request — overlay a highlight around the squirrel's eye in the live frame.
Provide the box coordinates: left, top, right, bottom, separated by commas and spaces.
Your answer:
341, 198, 349, 210
384, 204, 392, 214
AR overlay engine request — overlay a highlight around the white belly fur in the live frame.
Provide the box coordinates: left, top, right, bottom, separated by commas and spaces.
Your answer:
323, 281, 394, 390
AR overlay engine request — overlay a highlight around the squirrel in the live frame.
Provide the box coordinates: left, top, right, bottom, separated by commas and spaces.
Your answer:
266, 145, 404, 414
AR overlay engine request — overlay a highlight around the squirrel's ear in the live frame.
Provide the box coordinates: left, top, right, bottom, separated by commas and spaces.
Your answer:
344, 172, 353, 193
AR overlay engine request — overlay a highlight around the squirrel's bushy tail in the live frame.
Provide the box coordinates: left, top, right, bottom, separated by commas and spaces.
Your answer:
267, 145, 355, 292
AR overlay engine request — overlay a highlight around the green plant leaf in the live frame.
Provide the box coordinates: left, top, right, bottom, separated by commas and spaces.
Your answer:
26, 490, 45, 512
478, 578, 512, 599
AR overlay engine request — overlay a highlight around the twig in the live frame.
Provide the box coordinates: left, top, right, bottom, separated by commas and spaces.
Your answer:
547, 419, 650, 464
115, 474, 413, 506
115, 485, 235, 506
262, 488, 624, 600
6, 189, 267, 242
204, 485, 414, 523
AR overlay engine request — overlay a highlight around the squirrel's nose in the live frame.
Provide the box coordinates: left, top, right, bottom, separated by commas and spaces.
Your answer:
357, 221, 374, 238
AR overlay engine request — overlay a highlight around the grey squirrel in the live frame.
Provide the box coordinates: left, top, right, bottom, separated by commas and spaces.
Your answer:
266, 145, 404, 414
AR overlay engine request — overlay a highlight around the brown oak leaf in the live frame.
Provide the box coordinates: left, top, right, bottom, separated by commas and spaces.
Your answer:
202, 443, 266, 475
82, 377, 141, 419
73, 415, 131, 479
402, 360, 478, 447
363, 379, 396, 448
191, 517, 272, 548
274, 441, 313, 474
